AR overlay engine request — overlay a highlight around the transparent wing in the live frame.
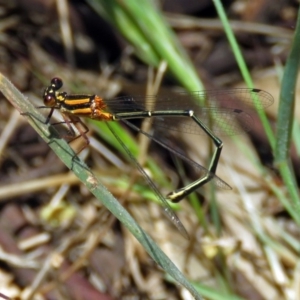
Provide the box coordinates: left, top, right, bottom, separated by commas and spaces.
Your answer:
106, 88, 273, 136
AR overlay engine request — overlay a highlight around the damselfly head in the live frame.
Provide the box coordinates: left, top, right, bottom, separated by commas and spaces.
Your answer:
43, 77, 64, 107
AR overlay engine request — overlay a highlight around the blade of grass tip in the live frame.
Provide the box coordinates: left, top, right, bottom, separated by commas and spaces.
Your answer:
212, 0, 275, 149
275, 6, 300, 218
0, 73, 202, 300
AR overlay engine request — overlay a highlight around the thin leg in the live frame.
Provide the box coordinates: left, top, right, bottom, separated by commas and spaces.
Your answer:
65, 114, 90, 155
20, 107, 55, 124
45, 107, 55, 124
36, 111, 90, 156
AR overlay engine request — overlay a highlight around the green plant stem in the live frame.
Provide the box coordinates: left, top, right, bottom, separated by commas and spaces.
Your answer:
212, 0, 275, 149
275, 6, 300, 218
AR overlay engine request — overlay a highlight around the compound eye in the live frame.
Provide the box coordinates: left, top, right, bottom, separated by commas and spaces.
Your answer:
51, 77, 63, 90
43, 94, 56, 107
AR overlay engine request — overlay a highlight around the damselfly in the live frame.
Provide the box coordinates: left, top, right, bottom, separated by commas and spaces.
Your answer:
42, 78, 273, 238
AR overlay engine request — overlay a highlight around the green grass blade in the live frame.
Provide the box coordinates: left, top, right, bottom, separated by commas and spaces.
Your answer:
275, 6, 300, 162
0, 73, 202, 300
212, 0, 275, 149
212, 0, 300, 223
86, 0, 203, 91
274, 6, 300, 217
